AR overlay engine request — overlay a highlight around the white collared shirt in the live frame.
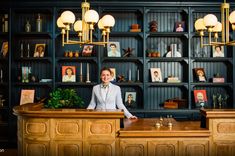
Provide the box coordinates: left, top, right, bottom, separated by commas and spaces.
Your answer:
100, 84, 109, 102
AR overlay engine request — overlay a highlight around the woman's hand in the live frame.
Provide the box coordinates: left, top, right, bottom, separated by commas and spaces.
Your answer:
129, 115, 138, 119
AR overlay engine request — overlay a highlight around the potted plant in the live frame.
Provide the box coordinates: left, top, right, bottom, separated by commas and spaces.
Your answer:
44, 88, 84, 109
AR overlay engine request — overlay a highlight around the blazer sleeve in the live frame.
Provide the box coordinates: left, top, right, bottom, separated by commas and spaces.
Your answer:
116, 87, 133, 118
87, 87, 96, 109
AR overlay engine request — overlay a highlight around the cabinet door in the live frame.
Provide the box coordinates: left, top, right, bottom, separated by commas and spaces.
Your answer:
84, 140, 116, 156
213, 141, 235, 156
148, 140, 178, 156
52, 141, 83, 156
119, 139, 147, 156
179, 140, 209, 156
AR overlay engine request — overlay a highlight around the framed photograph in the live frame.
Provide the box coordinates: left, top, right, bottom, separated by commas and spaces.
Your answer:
193, 89, 207, 108
34, 44, 46, 57
174, 21, 185, 32
20, 89, 35, 105
124, 91, 136, 109
110, 68, 116, 82
165, 44, 182, 57
1, 41, 8, 57
107, 42, 121, 57
82, 44, 93, 56
212, 45, 224, 57
193, 68, 207, 82
150, 68, 163, 82
62, 66, 76, 82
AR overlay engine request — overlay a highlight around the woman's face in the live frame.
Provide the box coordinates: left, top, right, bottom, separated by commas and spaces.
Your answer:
66, 68, 73, 76
101, 70, 111, 83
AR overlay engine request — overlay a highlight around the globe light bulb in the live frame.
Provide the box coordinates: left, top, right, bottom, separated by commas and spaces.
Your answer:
102, 15, 115, 27
61, 10, 76, 24
194, 18, 206, 31
203, 14, 218, 27
74, 20, 83, 32
84, 10, 99, 23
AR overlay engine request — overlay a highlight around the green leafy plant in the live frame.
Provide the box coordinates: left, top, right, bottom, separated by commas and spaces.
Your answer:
45, 88, 84, 109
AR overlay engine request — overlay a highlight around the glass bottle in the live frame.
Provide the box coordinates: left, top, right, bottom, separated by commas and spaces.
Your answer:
25, 20, 31, 32
36, 14, 42, 32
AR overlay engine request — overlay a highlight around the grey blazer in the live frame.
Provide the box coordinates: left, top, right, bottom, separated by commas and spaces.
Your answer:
87, 83, 133, 118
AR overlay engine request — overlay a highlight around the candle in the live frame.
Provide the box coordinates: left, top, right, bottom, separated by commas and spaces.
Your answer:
0, 69, 2, 78
80, 63, 83, 75
87, 63, 89, 76
20, 43, 23, 50
86, 63, 91, 83
137, 69, 139, 81
129, 69, 131, 81
27, 43, 30, 57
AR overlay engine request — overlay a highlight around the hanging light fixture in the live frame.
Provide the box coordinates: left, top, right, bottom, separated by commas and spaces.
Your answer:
57, 0, 115, 47
194, 0, 235, 48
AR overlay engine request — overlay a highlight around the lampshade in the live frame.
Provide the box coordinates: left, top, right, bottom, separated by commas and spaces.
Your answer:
203, 14, 218, 27
229, 10, 235, 24
98, 18, 104, 29
102, 15, 115, 27
212, 22, 222, 32
84, 10, 99, 23
74, 20, 83, 31
61, 11, 76, 24
57, 17, 65, 28
194, 18, 206, 31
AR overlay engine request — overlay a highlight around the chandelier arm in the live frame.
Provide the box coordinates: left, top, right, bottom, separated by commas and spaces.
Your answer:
90, 24, 93, 43
66, 29, 70, 43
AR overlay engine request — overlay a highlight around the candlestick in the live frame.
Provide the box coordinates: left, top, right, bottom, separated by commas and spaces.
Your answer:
27, 43, 30, 58
86, 63, 91, 83
137, 69, 140, 82
80, 63, 83, 82
20, 43, 24, 57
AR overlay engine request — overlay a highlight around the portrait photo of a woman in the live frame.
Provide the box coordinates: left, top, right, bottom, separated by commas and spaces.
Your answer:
62, 66, 76, 82
34, 44, 46, 57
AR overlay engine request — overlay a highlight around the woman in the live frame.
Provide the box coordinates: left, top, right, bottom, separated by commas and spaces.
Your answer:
62, 67, 76, 82
87, 67, 137, 119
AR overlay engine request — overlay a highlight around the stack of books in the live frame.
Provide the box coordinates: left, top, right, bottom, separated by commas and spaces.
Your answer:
167, 77, 181, 83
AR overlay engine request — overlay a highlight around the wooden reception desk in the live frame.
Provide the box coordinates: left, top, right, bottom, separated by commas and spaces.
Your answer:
13, 104, 235, 156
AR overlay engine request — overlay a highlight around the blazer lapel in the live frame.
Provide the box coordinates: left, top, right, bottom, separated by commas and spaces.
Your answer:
97, 84, 106, 104
105, 83, 114, 102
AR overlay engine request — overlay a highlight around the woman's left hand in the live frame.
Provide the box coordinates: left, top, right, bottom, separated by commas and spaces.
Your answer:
129, 115, 138, 119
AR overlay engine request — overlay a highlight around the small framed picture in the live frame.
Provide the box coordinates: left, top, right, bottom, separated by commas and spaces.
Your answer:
1, 41, 8, 57
212, 45, 224, 57
165, 44, 182, 57
82, 44, 93, 56
193, 89, 207, 108
150, 68, 163, 82
174, 21, 185, 32
124, 91, 136, 109
20, 89, 35, 105
107, 42, 121, 57
194, 68, 207, 82
110, 68, 116, 82
34, 44, 46, 57
62, 66, 76, 82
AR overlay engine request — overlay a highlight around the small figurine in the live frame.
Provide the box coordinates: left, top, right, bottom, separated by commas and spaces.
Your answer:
149, 20, 158, 32
117, 75, 126, 82
122, 47, 135, 57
